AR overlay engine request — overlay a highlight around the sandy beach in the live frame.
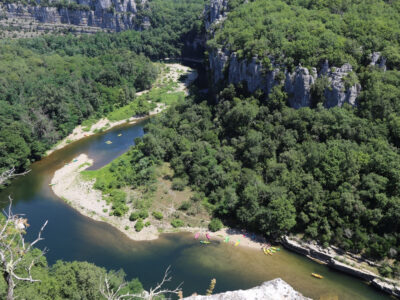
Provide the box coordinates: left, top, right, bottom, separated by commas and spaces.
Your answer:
50, 153, 268, 250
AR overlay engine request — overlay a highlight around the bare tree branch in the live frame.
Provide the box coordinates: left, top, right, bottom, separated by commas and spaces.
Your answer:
0, 168, 31, 185
99, 266, 183, 300
0, 196, 47, 300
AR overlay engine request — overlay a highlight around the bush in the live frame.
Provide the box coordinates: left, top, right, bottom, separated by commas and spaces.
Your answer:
178, 201, 191, 211
129, 211, 140, 221
135, 219, 144, 232
171, 219, 184, 228
138, 210, 149, 219
171, 178, 186, 191
152, 211, 163, 220
208, 218, 223, 232
145, 221, 151, 227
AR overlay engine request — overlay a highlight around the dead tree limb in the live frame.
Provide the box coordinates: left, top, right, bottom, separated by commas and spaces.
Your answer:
0, 197, 47, 300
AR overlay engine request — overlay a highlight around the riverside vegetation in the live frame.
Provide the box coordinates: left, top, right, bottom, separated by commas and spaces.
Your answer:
1, 0, 400, 297
0, 0, 205, 178
80, 0, 400, 279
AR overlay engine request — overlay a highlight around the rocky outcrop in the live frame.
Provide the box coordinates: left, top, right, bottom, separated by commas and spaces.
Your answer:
204, 0, 362, 108
370, 51, 387, 71
205, 0, 229, 30
0, 0, 148, 34
321, 63, 361, 108
183, 278, 311, 300
285, 66, 317, 108
208, 48, 361, 108
282, 236, 400, 299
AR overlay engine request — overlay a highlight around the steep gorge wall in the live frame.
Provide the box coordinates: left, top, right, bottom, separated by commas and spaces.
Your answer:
0, 0, 148, 35
205, 0, 372, 109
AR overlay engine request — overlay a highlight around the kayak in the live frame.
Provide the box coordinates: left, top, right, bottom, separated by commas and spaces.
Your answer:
200, 240, 210, 244
263, 248, 269, 255
72, 159, 78, 162
234, 241, 240, 246
224, 237, 230, 243
106, 141, 112, 144
194, 233, 200, 239
311, 273, 324, 279
206, 233, 211, 240
118, 134, 122, 137
49, 183, 56, 186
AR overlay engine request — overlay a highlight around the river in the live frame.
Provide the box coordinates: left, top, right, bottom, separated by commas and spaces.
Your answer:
0, 119, 391, 299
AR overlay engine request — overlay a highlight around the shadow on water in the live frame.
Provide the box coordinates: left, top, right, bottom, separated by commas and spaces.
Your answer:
0, 116, 392, 298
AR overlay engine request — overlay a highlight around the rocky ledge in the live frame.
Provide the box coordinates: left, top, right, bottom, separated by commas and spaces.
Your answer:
282, 236, 400, 298
183, 278, 310, 300
0, 0, 148, 34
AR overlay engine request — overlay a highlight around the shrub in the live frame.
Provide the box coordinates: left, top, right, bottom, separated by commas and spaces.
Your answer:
135, 219, 144, 232
145, 221, 151, 227
171, 219, 184, 228
178, 201, 191, 211
172, 178, 186, 191
129, 211, 140, 221
139, 210, 149, 219
208, 218, 223, 232
152, 211, 163, 220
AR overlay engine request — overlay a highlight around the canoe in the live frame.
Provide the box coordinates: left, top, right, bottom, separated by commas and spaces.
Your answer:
311, 273, 324, 279
200, 240, 210, 244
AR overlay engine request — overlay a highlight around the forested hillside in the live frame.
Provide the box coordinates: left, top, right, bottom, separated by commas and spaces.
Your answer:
0, 46, 157, 175
209, 0, 400, 69
0, 0, 205, 177
105, 0, 400, 272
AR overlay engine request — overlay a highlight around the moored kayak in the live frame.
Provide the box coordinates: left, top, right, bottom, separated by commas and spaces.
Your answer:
311, 273, 324, 279
200, 240, 210, 244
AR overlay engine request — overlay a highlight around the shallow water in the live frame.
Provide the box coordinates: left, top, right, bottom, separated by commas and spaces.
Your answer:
0, 119, 391, 299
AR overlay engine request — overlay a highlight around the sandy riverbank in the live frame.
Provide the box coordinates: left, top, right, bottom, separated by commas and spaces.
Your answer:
50, 153, 268, 250
46, 63, 197, 156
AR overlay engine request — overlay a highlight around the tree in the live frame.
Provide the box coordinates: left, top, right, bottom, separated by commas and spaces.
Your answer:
0, 197, 47, 300
100, 266, 183, 300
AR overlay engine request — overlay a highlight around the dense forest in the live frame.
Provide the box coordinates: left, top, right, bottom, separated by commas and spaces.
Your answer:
94, 0, 400, 270
0, 46, 157, 175
0, 0, 206, 177
209, 0, 400, 70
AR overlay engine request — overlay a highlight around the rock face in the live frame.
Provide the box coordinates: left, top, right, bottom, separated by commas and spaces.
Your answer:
0, 0, 148, 34
183, 278, 311, 300
207, 48, 362, 108
205, 0, 229, 30
205, 0, 362, 108
370, 51, 387, 71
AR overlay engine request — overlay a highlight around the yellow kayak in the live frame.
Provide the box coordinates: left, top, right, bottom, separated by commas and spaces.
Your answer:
235, 241, 240, 246
105, 141, 112, 144
311, 273, 324, 279
118, 134, 122, 137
